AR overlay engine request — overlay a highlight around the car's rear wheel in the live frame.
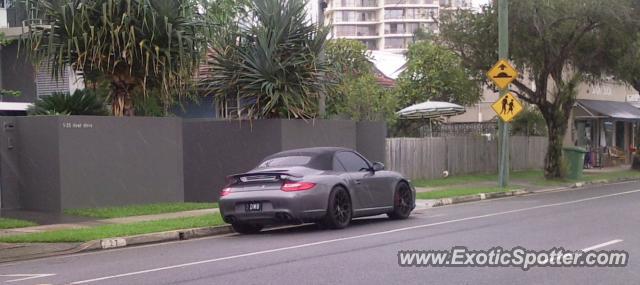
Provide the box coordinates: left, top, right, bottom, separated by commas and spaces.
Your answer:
323, 186, 352, 229
388, 182, 413, 220
231, 222, 263, 234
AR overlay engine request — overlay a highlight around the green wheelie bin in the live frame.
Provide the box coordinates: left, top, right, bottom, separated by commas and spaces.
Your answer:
563, 146, 588, 180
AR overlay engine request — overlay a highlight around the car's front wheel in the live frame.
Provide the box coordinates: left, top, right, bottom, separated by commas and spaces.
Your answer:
323, 186, 352, 229
388, 182, 414, 220
231, 222, 263, 234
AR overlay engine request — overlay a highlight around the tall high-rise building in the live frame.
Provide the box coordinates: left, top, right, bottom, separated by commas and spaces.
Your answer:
321, 0, 439, 51
319, 0, 473, 51
439, 0, 472, 10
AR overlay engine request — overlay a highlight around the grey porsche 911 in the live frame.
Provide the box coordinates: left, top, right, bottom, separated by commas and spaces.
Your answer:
219, 147, 416, 234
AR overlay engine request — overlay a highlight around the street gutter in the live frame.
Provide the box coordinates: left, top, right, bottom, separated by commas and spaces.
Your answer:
426, 176, 640, 208
0, 225, 233, 263
2, 176, 639, 264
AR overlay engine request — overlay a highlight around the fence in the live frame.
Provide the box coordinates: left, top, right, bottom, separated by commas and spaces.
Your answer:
385, 136, 548, 180
0, 116, 386, 211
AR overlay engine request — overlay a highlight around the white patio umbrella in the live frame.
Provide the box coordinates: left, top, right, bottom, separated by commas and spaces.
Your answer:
396, 101, 466, 137
396, 101, 466, 119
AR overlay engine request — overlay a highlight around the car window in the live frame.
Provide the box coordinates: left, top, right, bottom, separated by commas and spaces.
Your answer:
258, 156, 311, 168
333, 157, 347, 172
335, 151, 370, 172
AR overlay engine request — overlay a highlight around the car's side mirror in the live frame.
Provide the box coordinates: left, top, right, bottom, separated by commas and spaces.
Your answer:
371, 162, 385, 172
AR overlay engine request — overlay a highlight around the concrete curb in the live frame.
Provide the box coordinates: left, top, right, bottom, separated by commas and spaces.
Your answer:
430, 190, 529, 207
0, 225, 234, 263
92, 224, 235, 251
427, 176, 640, 208
568, 176, 639, 188
106, 225, 234, 249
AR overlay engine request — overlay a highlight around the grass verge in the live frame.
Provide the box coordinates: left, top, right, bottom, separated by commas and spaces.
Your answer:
414, 169, 640, 189
64, 202, 218, 219
416, 186, 516, 200
0, 214, 225, 243
0, 218, 38, 229
583, 170, 640, 182
413, 170, 540, 188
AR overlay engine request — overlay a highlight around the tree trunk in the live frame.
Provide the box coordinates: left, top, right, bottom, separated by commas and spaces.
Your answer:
541, 105, 572, 179
545, 121, 565, 179
111, 81, 135, 117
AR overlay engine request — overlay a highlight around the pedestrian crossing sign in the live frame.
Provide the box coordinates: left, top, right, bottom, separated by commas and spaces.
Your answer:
491, 93, 523, 122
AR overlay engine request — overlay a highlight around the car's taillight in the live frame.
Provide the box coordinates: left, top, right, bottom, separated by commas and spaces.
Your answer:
281, 181, 316, 192
220, 187, 232, 197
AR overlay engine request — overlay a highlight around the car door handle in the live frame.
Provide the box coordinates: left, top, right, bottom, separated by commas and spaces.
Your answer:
355, 179, 361, 184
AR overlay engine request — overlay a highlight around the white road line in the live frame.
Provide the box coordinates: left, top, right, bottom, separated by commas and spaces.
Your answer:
69, 188, 640, 284
0, 274, 55, 283
554, 239, 624, 264
3, 180, 636, 269
582, 239, 623, 251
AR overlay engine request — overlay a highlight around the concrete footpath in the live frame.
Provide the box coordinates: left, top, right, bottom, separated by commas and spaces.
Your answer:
0, 208, 221, 263
0, 175, 637, 263
0, 208, 219, 238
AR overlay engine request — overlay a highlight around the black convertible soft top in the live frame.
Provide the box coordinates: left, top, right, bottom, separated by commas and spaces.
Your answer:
260, 147, 353, 171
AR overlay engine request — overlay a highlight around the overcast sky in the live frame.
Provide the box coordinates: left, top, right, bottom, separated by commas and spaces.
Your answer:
473, 0, 490, 7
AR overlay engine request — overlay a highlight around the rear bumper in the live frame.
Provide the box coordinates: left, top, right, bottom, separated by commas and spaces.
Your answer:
219, 189, 328, 225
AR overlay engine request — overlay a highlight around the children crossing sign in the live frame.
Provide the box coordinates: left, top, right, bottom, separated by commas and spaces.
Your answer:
491, 93, 523, 122
487, 59, 518, 90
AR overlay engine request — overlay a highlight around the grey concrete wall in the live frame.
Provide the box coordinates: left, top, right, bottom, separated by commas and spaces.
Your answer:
183, 119, 386, 202
356, 121, 387, 163
280, 120, 356, 150
0, 117, 21, 209
58, 116, 184, 209
15, 117, 62, 211
183, 120, 283, 202
0, 117, 385, 210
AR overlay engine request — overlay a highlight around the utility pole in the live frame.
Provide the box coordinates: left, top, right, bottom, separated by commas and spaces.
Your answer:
317, 0, 328, 118
497, 0, 509, 188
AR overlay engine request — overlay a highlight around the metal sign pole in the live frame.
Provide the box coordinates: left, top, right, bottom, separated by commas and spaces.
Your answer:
498, 0, 510, 188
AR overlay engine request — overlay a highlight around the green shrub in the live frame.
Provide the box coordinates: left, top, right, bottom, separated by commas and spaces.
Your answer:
28, 90, 108, 116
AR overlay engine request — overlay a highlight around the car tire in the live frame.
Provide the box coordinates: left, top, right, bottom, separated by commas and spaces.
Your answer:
231, 222, 263, 234
323, 186, 352, 229
388, 182, 414, 220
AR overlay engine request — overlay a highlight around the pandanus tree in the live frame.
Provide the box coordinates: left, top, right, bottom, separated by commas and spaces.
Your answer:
23, 0, 207, 116
439, 0, 636, 178
199, 0, 330, 119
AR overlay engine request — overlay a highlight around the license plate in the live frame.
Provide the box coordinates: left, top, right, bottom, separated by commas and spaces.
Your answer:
245, 202, 262, 212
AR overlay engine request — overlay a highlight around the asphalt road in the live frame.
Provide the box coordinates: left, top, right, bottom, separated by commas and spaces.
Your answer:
1, 181, 639, 285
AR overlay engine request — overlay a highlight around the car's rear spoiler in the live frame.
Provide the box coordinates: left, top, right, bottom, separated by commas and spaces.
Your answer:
227, 171, 303, 184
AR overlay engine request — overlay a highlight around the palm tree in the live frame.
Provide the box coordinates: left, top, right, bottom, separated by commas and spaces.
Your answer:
23, 0, 207, 116
199, 0, 330, 119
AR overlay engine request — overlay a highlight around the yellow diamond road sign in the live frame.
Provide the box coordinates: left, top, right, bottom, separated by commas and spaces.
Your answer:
492, 93, 523, 122
487, 59, 518, 90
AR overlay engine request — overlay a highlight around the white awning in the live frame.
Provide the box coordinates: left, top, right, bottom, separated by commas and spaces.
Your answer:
0, 102, 32, 111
